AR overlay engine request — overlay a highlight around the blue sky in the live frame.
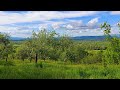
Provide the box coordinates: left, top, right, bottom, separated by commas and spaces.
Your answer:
0, 11, 120, 38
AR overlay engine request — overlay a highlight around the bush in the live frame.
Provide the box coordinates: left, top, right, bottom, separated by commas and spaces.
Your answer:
47, 48, 60, 61
3, 61, 15, 66
59, 51, 67, 62
102, 38, 120, 65
35, 62, 43, 68
59, 45, 88, 63
82, 50, 102, 64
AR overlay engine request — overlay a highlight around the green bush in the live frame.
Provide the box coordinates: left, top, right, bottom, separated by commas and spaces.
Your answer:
59, 51, 67, 62
35, 62, 43, 68
82, 50, 102, 64
3, 61, 15, 66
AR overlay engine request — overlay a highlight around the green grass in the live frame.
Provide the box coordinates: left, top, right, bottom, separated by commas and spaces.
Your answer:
0, 60, 120, 79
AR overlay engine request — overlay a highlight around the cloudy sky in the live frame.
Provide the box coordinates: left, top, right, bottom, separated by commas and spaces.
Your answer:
0, 11, 120, 38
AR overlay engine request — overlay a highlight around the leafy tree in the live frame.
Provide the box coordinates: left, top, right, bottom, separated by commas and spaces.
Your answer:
0, 33, 13, 62
30, 29, 58, 63
101, 22, 120, 66
58, 35, 73, 51
16, 44, 29, 61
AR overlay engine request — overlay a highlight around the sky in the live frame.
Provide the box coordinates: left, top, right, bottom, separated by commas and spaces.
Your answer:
0, 11, 120, 38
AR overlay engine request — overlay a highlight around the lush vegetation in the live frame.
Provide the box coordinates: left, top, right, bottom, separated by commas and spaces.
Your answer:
0, 22, 120, 79
0, 60, 120, 79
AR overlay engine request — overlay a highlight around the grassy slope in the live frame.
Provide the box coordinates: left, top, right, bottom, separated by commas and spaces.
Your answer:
0, 60, 120, 79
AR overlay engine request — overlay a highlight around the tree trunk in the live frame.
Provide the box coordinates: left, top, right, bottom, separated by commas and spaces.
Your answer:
5, 55, 8, 62
6, 57, 7, 62
35, 53, 38, 63
22, 58, 24, 61
30, 58, 32, 63
12, 55, 15, 59
43, 55, 45, 61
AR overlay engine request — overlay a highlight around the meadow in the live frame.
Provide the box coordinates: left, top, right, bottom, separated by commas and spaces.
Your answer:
0, 59, 120, 79
0, 22, 120, 79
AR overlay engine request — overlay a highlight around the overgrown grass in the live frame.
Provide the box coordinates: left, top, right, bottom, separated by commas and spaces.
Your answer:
0, 60, 120, 79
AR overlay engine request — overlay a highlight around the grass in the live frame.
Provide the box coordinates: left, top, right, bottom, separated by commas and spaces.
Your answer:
0, 60, 120, 79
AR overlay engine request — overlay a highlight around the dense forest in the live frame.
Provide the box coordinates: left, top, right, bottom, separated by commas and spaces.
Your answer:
0, 22, 120, 79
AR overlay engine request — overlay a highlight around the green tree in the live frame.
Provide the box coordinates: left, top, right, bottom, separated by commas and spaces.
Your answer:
58, 35, 73, 51
30, 29, 58, 63
16, 44, 29, 61
101, 22, 120, 66
0, 33, 13, 62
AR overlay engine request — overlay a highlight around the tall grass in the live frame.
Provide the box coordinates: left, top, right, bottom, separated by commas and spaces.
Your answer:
0, 60, 120, 79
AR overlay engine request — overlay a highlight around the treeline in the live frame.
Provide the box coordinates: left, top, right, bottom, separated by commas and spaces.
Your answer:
0, 22, 120, 66
16, 30, 89, 63
0, 29, 104, 64
0, 30, 88, 63
76, 41, 109, 50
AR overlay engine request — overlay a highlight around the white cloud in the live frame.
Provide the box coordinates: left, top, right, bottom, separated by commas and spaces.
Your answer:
0, 11, 110, 37
0, 25, 32, 38
63, 20, 84, 30
87, 17, 99, 27
66, 24, 73, 29
88, 18, 98, 26
51, 22, 64, 30
38, 24, 48, 30
62, 18, 100, 33
110, 11, 120, 15
111, 26, 119, 34
0, 11, 98, 25
52, 23, 61, 30
69, 20, 83, 27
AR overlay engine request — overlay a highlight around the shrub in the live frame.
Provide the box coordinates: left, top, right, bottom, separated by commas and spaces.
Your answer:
82, 50, 103, 64
35, 62, 43, 68
3, 61, 15, 66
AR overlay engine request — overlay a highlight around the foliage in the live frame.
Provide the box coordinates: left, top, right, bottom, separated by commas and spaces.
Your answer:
82, 50, 103, 64
0, 60, 119, 79
101, 22, 120, 65
0, 33, 14, 61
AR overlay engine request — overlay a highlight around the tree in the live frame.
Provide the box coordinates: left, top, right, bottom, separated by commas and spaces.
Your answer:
16, 43, 29, 61
66, 44, 88, 63
101, 22, 112, 41
101, 22, 120, 65
0, 33, 13, 62
58, 35, 73, 51
25, 40, 35, 62
30, 29, 58, 63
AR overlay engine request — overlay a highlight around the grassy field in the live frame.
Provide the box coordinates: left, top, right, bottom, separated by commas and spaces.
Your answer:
0, 60, 120, 79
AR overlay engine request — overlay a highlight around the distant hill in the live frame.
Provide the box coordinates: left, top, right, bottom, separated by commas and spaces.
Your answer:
10, 34, 120, 41
71, 36, 106, 41
11, 36, 106, 41
10, 37, 27, 41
